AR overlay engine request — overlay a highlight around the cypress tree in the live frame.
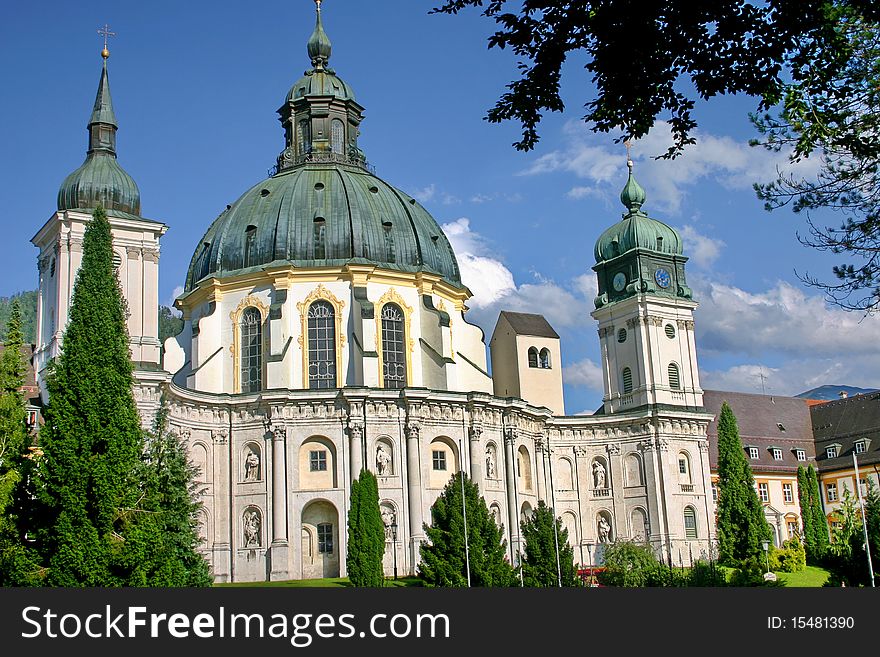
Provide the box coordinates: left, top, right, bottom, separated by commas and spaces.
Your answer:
0, 300, 39, 584
808, 465, 829, 556
520, 500, 580, 587
34, 206, 146, 586
346, 468, 385, 586
715, 401, 772, 565
796, 466, 817, 558
120, 403, 212, 586
419, 471, 515, 587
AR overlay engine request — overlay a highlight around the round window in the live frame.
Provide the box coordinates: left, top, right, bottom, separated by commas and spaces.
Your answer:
617, 328, 627, 343
665, 324, 676, 339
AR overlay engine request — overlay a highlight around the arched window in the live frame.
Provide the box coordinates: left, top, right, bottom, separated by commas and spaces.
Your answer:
527, 347, 539, 368
684, 506, 697, 539
308, 301, 337, 389
668, 362, 681, 389
298, 119, 311, 154
622, 367, 633, 394
240, 307, 262, 393
331, 119, 344, 154
313, 217, 326, 259
381, 303, 406, 388
244, 225, 257, 268
539, 348, 551, 369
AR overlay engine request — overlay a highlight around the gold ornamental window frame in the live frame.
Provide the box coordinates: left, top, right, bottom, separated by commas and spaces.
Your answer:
230, 294, 270, 394
375, 287, 414, 389
297, 284, 346, 389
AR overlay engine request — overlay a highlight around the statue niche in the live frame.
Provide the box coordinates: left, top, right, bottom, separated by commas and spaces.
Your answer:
243, 508, 262, 548
376, 442, 393, 476
243, 445, 261, 482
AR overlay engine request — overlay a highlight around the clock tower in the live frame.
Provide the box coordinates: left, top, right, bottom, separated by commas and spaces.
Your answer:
591, 163, 703, 414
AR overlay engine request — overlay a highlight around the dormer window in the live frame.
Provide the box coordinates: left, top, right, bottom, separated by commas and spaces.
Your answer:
776, 423, 786, 431
826, 446, 838, 459
794, 449, 806, 462
854, 440, 867, 455
771, 448, 783, 461
748, 447, 759, 460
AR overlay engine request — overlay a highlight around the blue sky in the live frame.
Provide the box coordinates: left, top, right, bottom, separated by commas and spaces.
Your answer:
2, 0, 878, 413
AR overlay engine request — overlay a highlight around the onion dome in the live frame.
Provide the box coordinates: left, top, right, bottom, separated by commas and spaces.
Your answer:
57, 52, 141, 217
594, 166, 682, 263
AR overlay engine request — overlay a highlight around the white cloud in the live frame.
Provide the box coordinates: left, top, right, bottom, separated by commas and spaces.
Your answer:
563, 358, 605, 392
693, 278, 880, 359
678, 225, 724, 269
411, 184, 436, 203
166, 285, 184, 308
442, 218, 594, 333
522, 121, 821, 214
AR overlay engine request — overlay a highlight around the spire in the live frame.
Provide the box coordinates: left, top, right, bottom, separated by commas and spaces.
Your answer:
58, 39, 141, 216
307, 0, 332, 71
619, 147, 646, 213
88, 43, 118, 155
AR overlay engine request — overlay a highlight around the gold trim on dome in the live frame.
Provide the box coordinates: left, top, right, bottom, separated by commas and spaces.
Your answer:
375, 287, 414, 389
229, 295, 270, 394
297, 284, 346, 389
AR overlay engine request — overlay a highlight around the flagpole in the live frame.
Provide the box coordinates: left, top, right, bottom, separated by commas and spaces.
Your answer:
459, 439, 471, 587
852, 452, 875, 588
546, 446, 562, 586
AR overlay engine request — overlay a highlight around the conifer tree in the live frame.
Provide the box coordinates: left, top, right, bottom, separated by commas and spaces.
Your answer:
34, 206, 146, 586
796, 466, 818, 558
119, 403, 212, 586
0, 299, 39, 584
346, 468, 385, 586
520, 501, 580, 587
808, 465, 830, 556
419, 471, 515, 587
715, 402, 772, 565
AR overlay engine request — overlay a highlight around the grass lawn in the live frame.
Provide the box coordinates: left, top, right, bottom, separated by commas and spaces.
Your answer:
776, 566, 830, 587
216, 577, 423, 588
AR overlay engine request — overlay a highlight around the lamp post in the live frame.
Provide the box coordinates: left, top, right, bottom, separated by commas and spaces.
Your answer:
585, 541, 595, 587
852, 452, 876, 588
762, 540, 770, 575
390, 521, 398, 581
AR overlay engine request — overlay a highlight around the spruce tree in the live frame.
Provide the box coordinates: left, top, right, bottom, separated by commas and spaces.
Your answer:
119, 403, 212, 586
0, 299, 39, 584
808, 465, 829, 556
796, 466, 817, 559
520, 500, 580, 587
715, 402, 772, 565
419, 471, 515, 587
34, 206, 146, 586
346, 468, 385, 586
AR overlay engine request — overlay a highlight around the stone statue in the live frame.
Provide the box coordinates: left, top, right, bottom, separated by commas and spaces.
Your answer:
598, 516, 611, 544
376, 444, 392, 476
381, 506, 396, 539
244, 448, 261, 482
244, 510, 261, 547
486, 448, 496, 479
593, 460, 606, 489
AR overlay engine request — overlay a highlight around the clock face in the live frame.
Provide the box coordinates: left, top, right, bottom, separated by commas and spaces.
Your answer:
654, 268, 671, 289
612, 272, 627, 292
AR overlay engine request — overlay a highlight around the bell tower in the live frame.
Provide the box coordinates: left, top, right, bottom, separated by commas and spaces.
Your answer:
591, 161, 703, 414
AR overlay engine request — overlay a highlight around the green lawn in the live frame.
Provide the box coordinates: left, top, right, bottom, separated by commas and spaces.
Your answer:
775, 566, 830, 587
216, 576, 423, 588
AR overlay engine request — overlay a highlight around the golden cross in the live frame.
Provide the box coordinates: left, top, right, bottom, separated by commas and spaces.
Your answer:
98, 23, 116, 54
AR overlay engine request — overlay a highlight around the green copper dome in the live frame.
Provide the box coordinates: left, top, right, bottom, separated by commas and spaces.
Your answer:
594, 169, 682, 263
185, 3, 461, 293
185, 165, 461, 292
57, 58, 141, 217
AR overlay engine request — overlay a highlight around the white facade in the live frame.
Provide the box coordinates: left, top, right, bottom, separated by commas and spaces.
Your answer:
31, 208, 167, 401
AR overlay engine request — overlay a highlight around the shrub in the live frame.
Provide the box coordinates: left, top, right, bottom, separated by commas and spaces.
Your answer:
597, 540, 665, 587
686, 559, 727, 587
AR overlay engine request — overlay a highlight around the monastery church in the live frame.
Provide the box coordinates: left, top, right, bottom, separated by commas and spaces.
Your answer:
32, 3, 726, 582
